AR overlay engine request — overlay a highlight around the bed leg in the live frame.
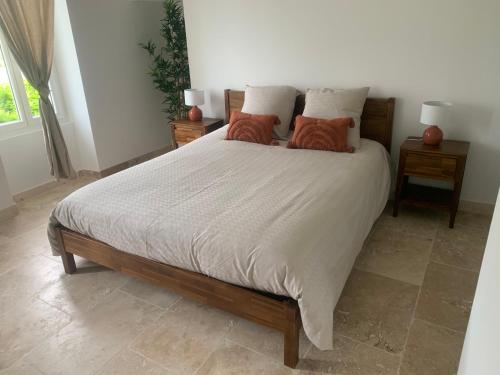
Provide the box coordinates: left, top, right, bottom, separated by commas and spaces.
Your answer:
55, 227, 76, 274
61, 250, 76, 274
284, 300, 300, 368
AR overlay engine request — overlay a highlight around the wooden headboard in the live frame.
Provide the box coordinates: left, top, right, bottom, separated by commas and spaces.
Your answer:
224, 89, 395, 153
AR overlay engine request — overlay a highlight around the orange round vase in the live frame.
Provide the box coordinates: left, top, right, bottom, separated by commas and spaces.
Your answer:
423, 125, 443, 146
188, 106, 202, 122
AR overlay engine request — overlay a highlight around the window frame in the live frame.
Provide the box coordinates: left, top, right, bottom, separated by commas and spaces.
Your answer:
0, 32, 66, 138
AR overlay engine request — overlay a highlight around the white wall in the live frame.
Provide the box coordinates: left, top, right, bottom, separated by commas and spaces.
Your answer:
65, 0, 171, 170
0, 129, 53, 194
0, 124, 76, 194
54, 0, 98, 172
458, 189, 500, 375
0, 157, 14, 210
183, 0, 500, 204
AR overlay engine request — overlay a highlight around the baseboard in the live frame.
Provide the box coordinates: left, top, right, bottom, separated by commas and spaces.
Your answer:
77, 169, 101, 179
79, 145, 172, 179
13, 146, 172, 202
15, 145, 492, 218
0, 204, 18, 221
100, 146, 171, 178
13, 180, 60, 202
388, 197, 495, 216
459, 200, 495, 216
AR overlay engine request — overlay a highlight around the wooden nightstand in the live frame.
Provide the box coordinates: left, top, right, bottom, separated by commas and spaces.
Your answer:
169, 118, 224, 149
393, 138, 470, 228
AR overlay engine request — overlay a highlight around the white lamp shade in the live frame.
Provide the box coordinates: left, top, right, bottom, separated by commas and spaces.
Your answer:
420, 101, 452, 126
184, 89, 205, 106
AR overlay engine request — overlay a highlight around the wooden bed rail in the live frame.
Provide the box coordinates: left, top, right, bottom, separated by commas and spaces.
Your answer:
56, 226, 301, 368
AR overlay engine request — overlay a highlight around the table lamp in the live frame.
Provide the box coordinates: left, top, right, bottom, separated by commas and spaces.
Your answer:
420, 101, 452, 146
184, 89, 204, 122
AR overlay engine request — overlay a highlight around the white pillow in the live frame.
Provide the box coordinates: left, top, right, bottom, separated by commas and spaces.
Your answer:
241, 85, 297, 140
302, 87, 369, 149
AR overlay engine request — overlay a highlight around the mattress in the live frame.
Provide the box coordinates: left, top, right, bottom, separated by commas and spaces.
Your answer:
48, 125, 391, 350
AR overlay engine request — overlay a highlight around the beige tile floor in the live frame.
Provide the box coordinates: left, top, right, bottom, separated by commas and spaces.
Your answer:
0, 177, 491, 375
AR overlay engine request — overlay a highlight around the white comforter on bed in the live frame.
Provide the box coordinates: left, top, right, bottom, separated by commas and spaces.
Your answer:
48, 125, 391, 350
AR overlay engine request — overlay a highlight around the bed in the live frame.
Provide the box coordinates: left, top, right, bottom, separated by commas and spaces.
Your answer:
48, 90, 395, 368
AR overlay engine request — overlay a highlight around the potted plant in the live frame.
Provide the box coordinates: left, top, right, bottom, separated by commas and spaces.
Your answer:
140, 0, 191, 120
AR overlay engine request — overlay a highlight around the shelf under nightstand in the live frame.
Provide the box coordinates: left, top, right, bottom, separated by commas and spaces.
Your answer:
399, 183, 453, 211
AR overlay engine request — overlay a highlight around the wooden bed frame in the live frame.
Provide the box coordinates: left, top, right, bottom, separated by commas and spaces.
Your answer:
56, 90, 395, 368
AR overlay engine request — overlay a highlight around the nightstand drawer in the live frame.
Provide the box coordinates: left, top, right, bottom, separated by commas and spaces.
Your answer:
405, 152, 456, 179
170, 118, 223, 149
174, 128, 203, 144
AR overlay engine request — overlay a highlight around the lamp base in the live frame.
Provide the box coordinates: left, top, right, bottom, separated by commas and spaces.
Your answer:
422, 125, 443, 146
188, 106, 202, 122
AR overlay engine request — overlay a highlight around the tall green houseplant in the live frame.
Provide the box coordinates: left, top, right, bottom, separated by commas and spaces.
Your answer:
141, 0, 191, 120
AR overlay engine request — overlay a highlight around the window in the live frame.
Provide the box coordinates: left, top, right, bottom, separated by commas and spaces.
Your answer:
0, 33, 65, 135
0, 46, 21, 124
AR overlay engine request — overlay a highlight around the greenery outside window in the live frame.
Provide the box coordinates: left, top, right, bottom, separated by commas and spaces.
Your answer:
0, 32, 64, 136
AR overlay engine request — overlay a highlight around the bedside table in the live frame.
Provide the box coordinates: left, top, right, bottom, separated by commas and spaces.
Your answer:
170, 118, 224, 149
393, 138, 470, 228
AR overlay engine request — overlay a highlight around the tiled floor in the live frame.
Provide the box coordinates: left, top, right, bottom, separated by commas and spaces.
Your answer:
0, 178, 491, 374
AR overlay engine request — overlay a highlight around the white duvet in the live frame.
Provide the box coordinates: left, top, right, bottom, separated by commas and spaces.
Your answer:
48, 126, 391, 350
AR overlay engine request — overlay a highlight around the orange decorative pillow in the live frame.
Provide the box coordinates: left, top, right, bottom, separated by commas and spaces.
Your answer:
226, 111, 280, 145
287, 115, 355, 152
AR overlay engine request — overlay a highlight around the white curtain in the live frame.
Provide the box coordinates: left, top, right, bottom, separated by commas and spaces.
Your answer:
0, 0, 75, 179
